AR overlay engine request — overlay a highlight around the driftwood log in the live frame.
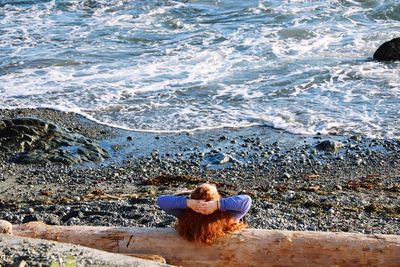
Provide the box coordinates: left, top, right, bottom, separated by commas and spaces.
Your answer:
8, 221, 400, 267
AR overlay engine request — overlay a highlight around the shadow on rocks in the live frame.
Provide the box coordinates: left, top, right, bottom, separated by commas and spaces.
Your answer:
0, 117, 108, 165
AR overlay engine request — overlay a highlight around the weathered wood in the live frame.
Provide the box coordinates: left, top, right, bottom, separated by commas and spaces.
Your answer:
126, 254, 166, 264
12, 221, 400, 267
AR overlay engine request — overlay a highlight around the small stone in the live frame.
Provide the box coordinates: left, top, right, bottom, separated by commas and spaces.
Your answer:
283, 190, 296, 200
203, 152, 235, 165
327, 208, 335, 214
315, 140, 343, 153
25, 207, 34, 214
218, 136, 227, 141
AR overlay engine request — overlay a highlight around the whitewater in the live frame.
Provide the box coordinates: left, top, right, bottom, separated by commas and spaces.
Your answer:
0, 0, 399, 138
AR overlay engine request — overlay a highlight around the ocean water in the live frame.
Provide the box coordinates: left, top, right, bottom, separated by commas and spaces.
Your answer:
0, 0, 399, 138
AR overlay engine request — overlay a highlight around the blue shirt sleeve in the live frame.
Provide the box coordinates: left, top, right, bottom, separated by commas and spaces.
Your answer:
157, 194, 252, 221
157, 195, 188, 218
220, 195, 252, 221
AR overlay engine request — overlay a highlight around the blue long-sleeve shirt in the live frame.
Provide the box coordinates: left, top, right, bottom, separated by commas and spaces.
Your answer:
157, 194, 252, 221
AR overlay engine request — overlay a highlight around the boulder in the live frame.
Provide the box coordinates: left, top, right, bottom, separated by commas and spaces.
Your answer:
373, 37, 400, 61
0, 117, 108, 164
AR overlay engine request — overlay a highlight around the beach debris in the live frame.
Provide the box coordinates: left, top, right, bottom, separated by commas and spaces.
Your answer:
304, 174, 320, 179
347, 174, 382, 191
305, 186, 320, 192
315, 140, 343, 153
83, 189, 138, 201
373, 37, 400, 61
0, 117, 108, 164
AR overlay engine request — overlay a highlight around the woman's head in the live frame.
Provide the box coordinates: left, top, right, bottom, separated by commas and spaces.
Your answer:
190, 183, 220, 201
176, 183, 246, 245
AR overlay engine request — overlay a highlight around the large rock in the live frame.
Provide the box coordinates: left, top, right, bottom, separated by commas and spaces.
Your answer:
373, 37, 400, 61
0, 117, 108, 164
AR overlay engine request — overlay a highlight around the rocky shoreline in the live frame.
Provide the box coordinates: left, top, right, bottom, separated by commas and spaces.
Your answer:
0, 108, 399, 266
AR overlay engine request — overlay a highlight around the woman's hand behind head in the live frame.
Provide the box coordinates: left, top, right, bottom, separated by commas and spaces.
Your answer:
187, 199, 218, 215
198, 200, 218, 215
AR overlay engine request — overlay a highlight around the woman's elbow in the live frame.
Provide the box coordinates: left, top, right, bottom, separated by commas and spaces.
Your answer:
156, 195, 167, 209
242, 195, 252, 212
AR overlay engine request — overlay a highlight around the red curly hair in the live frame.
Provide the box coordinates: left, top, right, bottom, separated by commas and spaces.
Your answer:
175, 184, 247, 245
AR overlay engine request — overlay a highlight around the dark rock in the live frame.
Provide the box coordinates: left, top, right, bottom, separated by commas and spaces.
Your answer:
218, 136, 227, 141
350, 135, 362, 142
373, 37, 400, 61
0, 117, 108, 164
315, 140, 343, 153
22, 214, 39, 223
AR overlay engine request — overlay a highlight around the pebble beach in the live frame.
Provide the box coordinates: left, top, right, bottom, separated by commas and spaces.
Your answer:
1, 108, 399, 266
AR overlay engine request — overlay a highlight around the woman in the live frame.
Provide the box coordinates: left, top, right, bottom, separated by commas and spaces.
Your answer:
157, 183, 252, 244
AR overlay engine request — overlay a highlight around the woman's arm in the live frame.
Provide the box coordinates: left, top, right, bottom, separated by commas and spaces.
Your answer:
157, 195, 204, 217
220, 195, 252, 221
157, 195, 188, 217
